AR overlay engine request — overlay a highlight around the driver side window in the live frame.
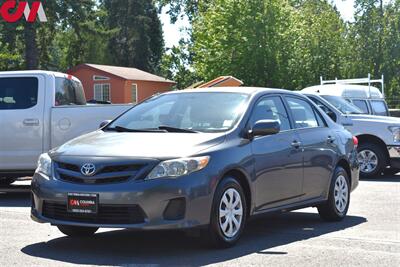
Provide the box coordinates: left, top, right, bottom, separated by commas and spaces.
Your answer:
250, 96, 291, 131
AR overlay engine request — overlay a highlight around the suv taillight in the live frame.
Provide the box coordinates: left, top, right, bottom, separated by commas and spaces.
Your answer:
352, 136, 358, 148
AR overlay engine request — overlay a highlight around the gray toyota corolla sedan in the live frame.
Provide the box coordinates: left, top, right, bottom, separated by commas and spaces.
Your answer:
31, 87, 359, 247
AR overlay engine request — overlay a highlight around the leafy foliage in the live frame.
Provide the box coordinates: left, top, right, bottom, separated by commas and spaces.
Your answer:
0, 0, 164, 73
104, 0, 164, 72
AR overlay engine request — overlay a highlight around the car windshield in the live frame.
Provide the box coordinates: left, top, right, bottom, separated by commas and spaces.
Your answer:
321, 95, 363, 114
106, 92, 249, 133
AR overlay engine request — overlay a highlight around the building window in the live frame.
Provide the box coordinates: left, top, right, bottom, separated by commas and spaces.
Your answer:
93, 75, 110, 81
94, 83, 111, 102
131, 84, 138, 104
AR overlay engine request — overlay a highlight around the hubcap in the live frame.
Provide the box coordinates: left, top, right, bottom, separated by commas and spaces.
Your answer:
357, 149, 378, 173
219, 188, 243, 238
334, 175, 348, 213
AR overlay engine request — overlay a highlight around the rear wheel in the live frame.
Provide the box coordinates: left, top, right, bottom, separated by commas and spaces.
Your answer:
0, 178, 17, 186
357, 143, 386, 178
318, 166, 350, 221
204, 176, 247, 248
57, 225, 98, 237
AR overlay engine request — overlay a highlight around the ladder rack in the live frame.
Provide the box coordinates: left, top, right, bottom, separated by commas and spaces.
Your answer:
320, 74, 385, 97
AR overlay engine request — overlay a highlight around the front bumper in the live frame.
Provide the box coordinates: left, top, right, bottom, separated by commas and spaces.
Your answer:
31, 171, 214, 230
387, 146, 400, 168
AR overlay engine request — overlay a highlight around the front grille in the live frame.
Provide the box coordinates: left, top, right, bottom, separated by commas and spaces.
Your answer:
42, 201, 146, 224
58, 173, 131, 184
54, 161, 147, 185
101, 164, 142, 173
58, 162, 80, 172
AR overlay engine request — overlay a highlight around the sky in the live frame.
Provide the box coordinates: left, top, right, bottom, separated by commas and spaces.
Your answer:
160, 0, 357, 49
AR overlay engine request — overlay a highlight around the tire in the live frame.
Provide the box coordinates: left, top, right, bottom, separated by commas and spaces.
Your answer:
357, 142, 386, 178
57, 225, 98, 237
318, 166, 350, 221
204, 176, 247, 248
0, 178, 17, 186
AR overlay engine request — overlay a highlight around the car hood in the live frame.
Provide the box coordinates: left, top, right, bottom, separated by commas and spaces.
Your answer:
346, 114, 400, 125
52, 130, 226, 159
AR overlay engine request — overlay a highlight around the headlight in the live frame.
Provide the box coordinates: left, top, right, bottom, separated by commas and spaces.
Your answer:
388, 126, 400, 143
146, 156, 210, 180
36, 153, 52, 177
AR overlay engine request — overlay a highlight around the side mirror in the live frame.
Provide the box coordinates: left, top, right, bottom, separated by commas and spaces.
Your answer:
326, 111, 337, 122
99, 120, 112, 129
249, 120, 280, 138
318, 104, 337, 122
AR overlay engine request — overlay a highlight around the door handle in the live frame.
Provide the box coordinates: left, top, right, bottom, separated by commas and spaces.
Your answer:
327, 136, 336, 143
291, 140, 301, 149
23, 118, 39, 126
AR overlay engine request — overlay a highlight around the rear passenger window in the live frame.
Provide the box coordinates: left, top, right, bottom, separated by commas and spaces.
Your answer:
370, 100, 388, 116
250, 96, 291, 131
55, 78, 86, 106
286, 97, 321, 129
352, 100, 369, 114
0, 77, 38, 110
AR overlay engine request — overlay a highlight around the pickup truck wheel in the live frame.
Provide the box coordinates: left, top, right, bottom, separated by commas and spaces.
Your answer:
0, 178, 17, 186
317, 166, 350, 221
57, 225, 98, 237
357, 143, 386, 178
203, 176, 247, 248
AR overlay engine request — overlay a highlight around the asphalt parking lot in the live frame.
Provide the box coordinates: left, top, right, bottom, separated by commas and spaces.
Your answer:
0, 176, 399, 267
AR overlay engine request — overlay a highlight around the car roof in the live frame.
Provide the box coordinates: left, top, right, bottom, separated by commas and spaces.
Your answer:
0, 70, 68, 77
165, 86, 303, 97
301, 84, 383, 99
0, 70, 81, 82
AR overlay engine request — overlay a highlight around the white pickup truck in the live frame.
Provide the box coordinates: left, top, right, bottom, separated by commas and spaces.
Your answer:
302, 92, 400, 178
0, 71, 131, 185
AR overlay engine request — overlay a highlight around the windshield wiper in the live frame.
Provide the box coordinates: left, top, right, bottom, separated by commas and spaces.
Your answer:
106, 126, 165, 133
157, 125, 198, 133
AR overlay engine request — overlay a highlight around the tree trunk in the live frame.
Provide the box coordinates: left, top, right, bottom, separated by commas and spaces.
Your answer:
24, 23, 38, 69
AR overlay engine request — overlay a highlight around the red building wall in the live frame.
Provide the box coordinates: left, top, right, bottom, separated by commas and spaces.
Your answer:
67, 66, 174, 104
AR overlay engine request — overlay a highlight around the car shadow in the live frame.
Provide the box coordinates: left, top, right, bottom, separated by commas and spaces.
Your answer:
21, 212, 366, 266
361, 174, 400, 182
0, 180, 31, 207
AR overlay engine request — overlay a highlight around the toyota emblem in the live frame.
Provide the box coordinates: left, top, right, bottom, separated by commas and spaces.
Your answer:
81, 163, 96, 176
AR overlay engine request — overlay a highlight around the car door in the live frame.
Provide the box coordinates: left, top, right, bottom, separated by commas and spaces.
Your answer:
284, 96, 337, 200
250, 95, 304, 211
0, 75, 45, 170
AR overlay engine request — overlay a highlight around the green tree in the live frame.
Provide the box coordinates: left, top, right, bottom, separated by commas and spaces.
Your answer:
347, 0, 399, 103
381, 0, 400, 101
103, 0, 164, 72
286, 0, 348, 89
160, 39, 199, 89
0, 0, 101, 70
192, 0, 347, 89
192, 0, 292, 87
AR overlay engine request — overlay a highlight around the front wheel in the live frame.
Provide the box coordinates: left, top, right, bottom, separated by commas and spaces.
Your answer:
318, 166, 350, 221
57, 225, 98, 237
204, 177, 247, 248
357, 143, 386, 178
